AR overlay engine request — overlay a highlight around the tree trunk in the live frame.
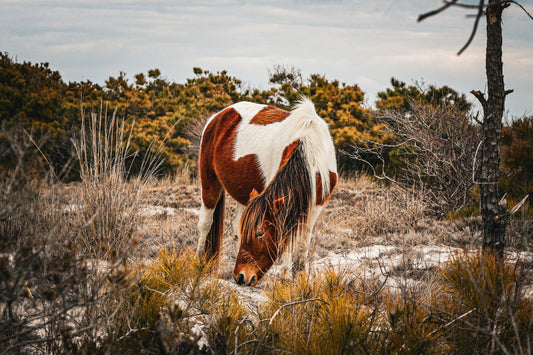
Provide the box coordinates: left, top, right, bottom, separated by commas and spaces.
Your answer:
480, 0, 508, 256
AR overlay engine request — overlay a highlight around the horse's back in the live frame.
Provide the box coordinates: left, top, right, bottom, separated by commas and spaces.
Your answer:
200, 102, 273, 205
199, 100, 336, 206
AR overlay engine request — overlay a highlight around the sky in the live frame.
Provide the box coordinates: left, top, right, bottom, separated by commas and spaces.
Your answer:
1, 0, 532, 118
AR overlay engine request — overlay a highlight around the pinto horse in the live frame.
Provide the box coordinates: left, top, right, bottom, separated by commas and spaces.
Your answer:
197, 98, 337, 286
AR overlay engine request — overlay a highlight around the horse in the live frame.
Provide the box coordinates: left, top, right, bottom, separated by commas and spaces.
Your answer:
197, 97, 337, 286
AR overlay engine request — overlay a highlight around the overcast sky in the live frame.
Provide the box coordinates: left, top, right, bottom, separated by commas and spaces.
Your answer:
1, 0, 532, 117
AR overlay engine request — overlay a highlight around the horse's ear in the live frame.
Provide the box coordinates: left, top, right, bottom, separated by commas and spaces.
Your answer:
249, 189, 260, 200
271, 197, 285, 214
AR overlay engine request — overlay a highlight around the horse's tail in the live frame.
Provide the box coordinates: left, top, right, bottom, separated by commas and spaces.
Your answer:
204, 190, 225, 261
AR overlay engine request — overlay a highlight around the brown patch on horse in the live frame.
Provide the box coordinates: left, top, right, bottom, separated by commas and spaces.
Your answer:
316, 171, 338, 205
199, 110, 227, 209
200, 108, 265, 206
250, 106, 290, 125
280, 139, 300, 169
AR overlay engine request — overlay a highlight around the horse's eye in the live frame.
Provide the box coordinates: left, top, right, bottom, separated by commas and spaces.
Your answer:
255, 232, 265, 238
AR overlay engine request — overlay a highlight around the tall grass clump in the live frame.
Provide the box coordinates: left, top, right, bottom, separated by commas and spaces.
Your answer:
99, 248, 249, 354
72, 105, 162, 260
225, 259, 532, 354
0, 128, 131, 354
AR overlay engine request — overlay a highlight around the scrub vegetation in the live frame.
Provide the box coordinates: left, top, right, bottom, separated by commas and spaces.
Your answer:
1, 54, 533, 353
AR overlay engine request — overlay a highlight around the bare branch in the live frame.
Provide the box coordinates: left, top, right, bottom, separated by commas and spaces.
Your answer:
504, 0, 533, 20
350, 103, 480, 215
457, 0, 485, 55
509, 194, 529, 215
429, 308, 477, 336
471, 90, 487, 111
473, 111, 483, 125
418, 0, 458, 22
472, 139, 483, 184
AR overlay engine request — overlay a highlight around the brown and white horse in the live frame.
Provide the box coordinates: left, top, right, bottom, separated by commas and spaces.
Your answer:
197, 98, 337, 286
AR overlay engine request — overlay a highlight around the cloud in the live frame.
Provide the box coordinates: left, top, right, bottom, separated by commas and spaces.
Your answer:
1, 0, 531, 116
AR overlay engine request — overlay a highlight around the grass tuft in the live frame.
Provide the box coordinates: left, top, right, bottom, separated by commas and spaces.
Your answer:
71, 105, 161, 260
436, 252, 533, 354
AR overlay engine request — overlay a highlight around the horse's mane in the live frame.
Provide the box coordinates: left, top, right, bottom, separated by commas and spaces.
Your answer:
283, 97, 334, 203
241, 141, 311, 246
240, 97, 335, 250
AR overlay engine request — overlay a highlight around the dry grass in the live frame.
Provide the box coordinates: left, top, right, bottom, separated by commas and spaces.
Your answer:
0, 125, 133, 354
123, 172, 531, 287
130, 174, 480, 260
314, 175, 480, 252
3, 122, 532, 353
70, 107, 162, 260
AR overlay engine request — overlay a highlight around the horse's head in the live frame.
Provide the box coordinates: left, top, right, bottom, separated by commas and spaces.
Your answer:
233, 190, 285, 286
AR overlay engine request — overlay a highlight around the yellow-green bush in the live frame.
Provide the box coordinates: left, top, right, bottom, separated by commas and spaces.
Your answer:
70, 249, 533, 354
253, 269, 380, 354
435, 252, 533, 354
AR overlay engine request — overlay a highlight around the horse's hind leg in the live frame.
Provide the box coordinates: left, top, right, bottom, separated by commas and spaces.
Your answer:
197, 177, 225, 261
197, 201, 214, 257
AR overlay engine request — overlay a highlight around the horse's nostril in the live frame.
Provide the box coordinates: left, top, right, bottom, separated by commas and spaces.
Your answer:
247, 275, 256, 286
236, 273, 245, 285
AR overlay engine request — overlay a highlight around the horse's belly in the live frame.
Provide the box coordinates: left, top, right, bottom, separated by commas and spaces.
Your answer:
214, 153, 266, 205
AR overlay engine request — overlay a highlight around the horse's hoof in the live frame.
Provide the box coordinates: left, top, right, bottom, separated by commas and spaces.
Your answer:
292, 261, 306, 274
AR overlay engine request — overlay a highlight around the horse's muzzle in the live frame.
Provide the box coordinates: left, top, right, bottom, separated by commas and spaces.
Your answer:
234, 272, 256, 286
236, 273, 245, 285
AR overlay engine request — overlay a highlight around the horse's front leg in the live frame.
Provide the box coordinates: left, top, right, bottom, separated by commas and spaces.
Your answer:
232, 203, 245, 256
292, 206, 323, 274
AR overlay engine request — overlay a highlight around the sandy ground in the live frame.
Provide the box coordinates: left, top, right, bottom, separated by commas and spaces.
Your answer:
132, 177, 533, 305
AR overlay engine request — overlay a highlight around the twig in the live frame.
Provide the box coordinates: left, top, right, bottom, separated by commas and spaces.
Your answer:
428, 308, 476, 336
471, 90, 487, 112
23, 130, 60, 183
457, 0, 485, 55
117, 327, 148, 342
418, 0, 458, 22
504, 0, 533, 20
510, 195, 529, 215
374, 257, 391, 296
265, 298, 327, 333
234, 317, 254, 355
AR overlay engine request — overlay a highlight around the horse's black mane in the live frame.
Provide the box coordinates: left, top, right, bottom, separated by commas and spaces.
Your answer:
241, 141, 311, 243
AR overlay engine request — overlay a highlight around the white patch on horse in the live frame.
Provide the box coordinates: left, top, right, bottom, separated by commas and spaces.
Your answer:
233, 99, 336, 202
